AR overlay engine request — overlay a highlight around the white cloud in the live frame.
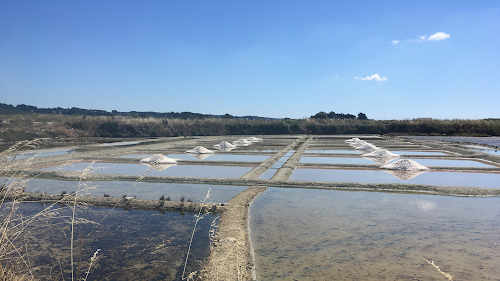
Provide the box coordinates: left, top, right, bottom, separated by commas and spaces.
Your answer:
355, 74, 388, 81
395, 32, 450, 44
428, 32, 450, 41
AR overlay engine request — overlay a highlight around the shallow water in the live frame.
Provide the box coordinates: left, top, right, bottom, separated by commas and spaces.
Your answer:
1, 202, 213, 280
251, 188, 500, 280
16, 179, 246, 202
460, 145, 500, 156
387, 158, 496, 168
406, 136, 500, 147
300, 157, 377, 165
8, 148, 76, 160
41, 162, 254, 178
389, 150, 450, 156
120, 153, 270, 162
290, 168, 500, 188
305, 150, 361, 154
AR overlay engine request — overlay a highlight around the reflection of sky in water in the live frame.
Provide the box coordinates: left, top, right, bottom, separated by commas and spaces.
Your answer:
390, 150, 449, 156
120, 153, 270, 161
300, 157, 378, 165
386, 158, 494, 168
41, 162, 253, 178
305, 150, 361, 154
460, 145, 500, 156
290, 168, 500, 188
8, 148, 75, 160
1, 203, 211, 280
19, 178, 246, 202
251, 187, 500, 281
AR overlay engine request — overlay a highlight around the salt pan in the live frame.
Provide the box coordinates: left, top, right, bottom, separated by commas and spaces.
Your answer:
214, 141, 236, 149
355, 143, 379, 151
140, 154, 177, 164
185, 146, 214, 154
380, 159, 430, 171
362, 149, 399, 158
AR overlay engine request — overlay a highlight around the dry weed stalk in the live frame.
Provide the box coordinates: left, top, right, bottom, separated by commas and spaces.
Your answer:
422, 257, 453, 281
182, 188, 212, 280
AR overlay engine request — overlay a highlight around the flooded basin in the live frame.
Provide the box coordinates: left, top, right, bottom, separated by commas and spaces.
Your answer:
17, 179, 246, 203
305, 150, 361, 154
290, 168, 500, 188
0, 202, 213, 280
8, 148, 76, 160
40, 162, 254, 178
387, 158, 497, 168
251, 187, 500, 280
120, 153, 270, 162
460, 145, 500, 156
300, 157, 378, 165
389, 150, 450, 156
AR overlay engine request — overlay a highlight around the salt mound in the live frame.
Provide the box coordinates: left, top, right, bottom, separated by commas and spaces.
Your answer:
214, 141, 236, 149
380, 159, 430, 171
142, 163, 175, 171
140, 154, 177, 164
382, 170, 428, 180
355, 143, 379, 151
362, 157, 394, 165
185, 146, 214, 154
247, 137, 263, 142
233, 138, 252, 146
345, 137, 361, 143
349, 140, 367, 147
362, 149, 400, 158
189, 153, 212, 160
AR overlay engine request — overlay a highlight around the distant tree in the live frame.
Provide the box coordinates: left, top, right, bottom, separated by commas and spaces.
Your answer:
358, 112, 368, 120
223, 113, 234, 119
311, 112, 328, 119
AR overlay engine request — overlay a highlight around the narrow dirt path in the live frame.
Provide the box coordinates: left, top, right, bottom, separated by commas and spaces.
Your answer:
202, 185, 268, 281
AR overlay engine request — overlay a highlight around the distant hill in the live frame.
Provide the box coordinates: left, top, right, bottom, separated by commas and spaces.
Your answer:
0, 103, 274, 120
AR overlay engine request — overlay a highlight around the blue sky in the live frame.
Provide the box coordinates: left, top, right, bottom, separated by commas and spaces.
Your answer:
1, 0, 499, 120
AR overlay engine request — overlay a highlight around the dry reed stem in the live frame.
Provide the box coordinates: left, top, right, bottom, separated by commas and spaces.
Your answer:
422, 257, 453, 280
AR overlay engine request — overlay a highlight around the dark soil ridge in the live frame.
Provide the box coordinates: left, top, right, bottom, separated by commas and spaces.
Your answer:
1, 191, 225, 213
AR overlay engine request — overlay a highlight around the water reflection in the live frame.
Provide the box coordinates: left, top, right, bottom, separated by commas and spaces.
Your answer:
251, 188, 500, 280
1, 203, 212, 280
381, 169, 428, 180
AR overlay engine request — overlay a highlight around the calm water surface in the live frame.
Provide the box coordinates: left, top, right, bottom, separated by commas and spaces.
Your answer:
41, 162, 253, 178
1, 203, 212, 280
251, 188, 500, 280
290, 168, 500, 188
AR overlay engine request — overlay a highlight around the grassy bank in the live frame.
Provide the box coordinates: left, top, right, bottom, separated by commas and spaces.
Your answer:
1, 114, 500, 143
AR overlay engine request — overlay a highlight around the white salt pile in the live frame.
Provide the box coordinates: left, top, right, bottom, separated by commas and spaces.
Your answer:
247, 137, 263, 142
233, 138, 252, 146
142, 163, 175, 171
140, 154, 177, 164
349, 139, 368, 147
185, 146, 214, 154
382, 170, 428, 180
362, 149, 400, 158
214, 141, 236, 149
189, 153, 212, 160
380, 159, 430, 171
355, 143, 379, 151
345, 137, 361, 143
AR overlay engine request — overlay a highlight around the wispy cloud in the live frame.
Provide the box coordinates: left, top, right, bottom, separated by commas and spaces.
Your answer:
393, 32, 450, 44
354, 74, 388, 81
428, 32, 450, 41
